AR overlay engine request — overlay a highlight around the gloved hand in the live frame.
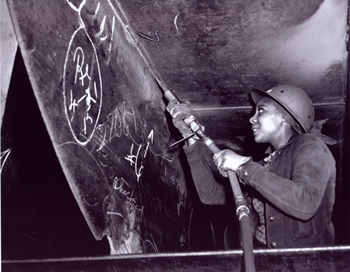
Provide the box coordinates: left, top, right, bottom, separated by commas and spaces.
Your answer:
167, 100, 199, 139
213, 149, 251, 177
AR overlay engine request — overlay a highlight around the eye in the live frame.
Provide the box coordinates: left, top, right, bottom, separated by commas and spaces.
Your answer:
257, 108, 264, 115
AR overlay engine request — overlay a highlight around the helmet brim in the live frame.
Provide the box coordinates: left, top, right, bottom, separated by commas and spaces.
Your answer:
250, 88, 265, 104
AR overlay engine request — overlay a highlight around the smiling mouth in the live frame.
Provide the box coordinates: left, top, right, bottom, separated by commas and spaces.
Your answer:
252, 127, 259, 134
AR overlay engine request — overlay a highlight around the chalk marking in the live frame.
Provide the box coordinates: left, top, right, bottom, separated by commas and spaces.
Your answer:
69, 89, 78, 118
83, 197, 99, 207
113, 177, 137, 205
174, 13, 180, 35
143, 234, 158, 252
93, 103, 174, 162
97, 16, 108, 41
144, 130, 153, 158
66, 0, 86, 13
63, 0, 103, 146
137, 29, 166, 42
94, 2, 101, 17
125, 143, 144, 182
107, 211, 124, 217
1, 148, 12, 174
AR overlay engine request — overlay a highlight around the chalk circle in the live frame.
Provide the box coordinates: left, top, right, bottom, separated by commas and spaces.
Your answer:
63, 26, 103, 146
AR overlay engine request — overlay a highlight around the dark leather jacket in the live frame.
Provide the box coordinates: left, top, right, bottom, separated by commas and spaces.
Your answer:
184, 133, 335, 248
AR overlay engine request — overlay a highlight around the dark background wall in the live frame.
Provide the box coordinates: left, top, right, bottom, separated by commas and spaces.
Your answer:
1, 50, 110, 259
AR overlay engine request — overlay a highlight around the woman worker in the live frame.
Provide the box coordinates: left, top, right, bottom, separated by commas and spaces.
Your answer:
167, 85, 335, 249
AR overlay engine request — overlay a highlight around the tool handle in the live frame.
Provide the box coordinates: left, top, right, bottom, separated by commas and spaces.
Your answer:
202, 136, 256, 272
164, 90, 180, 103
164, 89, 255, 272
202, 136, 245, 200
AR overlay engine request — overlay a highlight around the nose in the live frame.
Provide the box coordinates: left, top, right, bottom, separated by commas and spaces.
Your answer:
249, 112, 257, 124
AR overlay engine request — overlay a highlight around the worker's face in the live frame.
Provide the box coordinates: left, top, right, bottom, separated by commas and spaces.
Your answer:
249, 97, 284, 145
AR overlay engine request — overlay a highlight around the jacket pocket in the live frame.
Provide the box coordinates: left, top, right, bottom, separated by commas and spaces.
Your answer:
290, 220, 316, 241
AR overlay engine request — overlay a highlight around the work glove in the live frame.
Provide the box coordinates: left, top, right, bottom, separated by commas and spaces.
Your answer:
213, 149, 251, 177
167, 100, 200, 139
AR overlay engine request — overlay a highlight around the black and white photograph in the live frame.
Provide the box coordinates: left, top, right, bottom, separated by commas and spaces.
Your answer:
1, 0, 349, 271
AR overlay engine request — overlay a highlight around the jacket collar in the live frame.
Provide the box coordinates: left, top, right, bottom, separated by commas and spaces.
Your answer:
264, 132, 300, 155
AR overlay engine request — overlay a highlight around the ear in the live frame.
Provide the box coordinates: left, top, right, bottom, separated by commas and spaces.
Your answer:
277, 111, 286, 123
280, 115, 294, 132
280, 115, 292, 131
281, 116, 290, 127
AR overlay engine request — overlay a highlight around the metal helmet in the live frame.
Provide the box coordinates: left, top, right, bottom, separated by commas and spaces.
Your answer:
250, 85, 314, 133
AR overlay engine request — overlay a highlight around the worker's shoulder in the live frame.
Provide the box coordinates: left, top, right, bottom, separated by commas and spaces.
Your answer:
292, 132, 330, 151
293, 133, 335, 159
295, 132, 324, 143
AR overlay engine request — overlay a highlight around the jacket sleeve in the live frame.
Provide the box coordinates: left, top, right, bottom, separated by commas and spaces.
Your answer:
238, 134, 336, 220
183, 141, 226, 205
